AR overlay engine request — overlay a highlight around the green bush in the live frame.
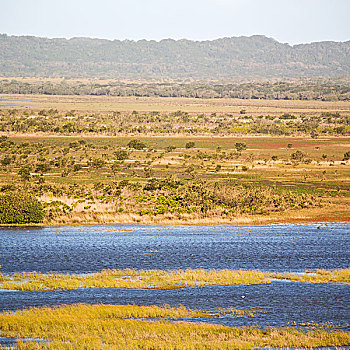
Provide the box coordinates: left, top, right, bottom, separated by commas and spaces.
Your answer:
114, 150, 129, 160
343, 151, 350, 161
291, 150, 305, 161
127, 140, 146, 150
235, 142, 247, 152
185, 141, 195, 149
0, 192, 44, 224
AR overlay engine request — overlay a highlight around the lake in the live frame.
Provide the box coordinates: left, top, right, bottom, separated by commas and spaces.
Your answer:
0, 223, 349, 329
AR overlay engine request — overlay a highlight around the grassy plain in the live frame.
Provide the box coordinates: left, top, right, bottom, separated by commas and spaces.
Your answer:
0, 94, 349, 225
2, 93, 350, 115
0, 304, 349, 349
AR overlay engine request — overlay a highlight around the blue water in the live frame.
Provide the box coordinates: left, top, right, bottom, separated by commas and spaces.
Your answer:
0, 97, 31, 107
1, 282, 349, 329
0, 223, 349, 329
0, 223, 349, 274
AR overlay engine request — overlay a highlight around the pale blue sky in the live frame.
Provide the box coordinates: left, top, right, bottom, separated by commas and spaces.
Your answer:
1, 0, 349, 44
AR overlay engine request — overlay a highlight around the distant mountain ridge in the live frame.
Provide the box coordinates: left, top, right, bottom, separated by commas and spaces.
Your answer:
0, 34, 349, 80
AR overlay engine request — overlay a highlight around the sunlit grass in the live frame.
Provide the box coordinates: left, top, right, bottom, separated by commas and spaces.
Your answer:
0, 268, 349, 291
272, 267, 350, 283
0, 304, 349, 349
0, 268, 269, 291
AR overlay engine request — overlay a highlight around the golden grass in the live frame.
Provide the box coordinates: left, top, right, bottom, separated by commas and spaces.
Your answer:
0, 304, 349, 349
2, 93, 350, 114
1, 268, 349, 291
0, 269, 270, 291
272, 267, 350, 283
39, 197, 350, 226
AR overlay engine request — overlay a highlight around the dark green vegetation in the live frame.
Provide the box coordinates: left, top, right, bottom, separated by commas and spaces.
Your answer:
1, 78, 350, 100
1, 34, 350, 79
0, 192, 43, 224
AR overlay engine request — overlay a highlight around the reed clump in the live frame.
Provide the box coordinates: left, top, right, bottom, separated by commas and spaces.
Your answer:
0, 304, 349, 350
0, 268, 349, 291
0, 268, 270, 291
271, 267, 350, 283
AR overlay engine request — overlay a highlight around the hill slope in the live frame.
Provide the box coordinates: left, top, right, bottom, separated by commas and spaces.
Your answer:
0, 34, 349, 79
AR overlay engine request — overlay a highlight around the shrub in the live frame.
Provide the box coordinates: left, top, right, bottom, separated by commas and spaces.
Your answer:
18, 166, 31, 181
166, 145, 176, 152
1, 156, 11, 166
73, 164, 83, 172
127, 140, 146, 150
35, 162, 51, 174
279, 113, 296, 120
235, 142, 247, 152
114, 150, 129, 160
185, 141, 195, 149
343, 151, 350, 161
91, 158, 106, 168
0, 192, 44, 224
291, 150, 305, 161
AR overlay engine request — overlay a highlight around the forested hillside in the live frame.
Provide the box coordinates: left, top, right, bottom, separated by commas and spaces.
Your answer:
0, 34, 349, 79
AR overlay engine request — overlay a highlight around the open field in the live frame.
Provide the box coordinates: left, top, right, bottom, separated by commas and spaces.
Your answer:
2, 93, 350, 115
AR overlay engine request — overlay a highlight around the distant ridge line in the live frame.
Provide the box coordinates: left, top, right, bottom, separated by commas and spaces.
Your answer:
1, 33, 349, 79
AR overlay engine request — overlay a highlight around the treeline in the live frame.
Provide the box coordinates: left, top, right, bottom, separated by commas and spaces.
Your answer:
1, 79, 350, 100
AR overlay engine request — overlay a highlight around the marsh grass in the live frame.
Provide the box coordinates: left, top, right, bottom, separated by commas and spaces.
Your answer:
0, 269, 269, 291
0, 304, 349, 349
1, 268, 349, 291
272, 267, 350, 283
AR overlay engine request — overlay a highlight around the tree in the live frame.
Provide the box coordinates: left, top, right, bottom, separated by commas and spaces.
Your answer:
0, 192, 44, 224
18, 166, 31, 181
114, 150, 129, 160
127, 140, 146, 150
235, 142, 247, 152
111, 162, 121, 175
91, 158, 106, 168
291, 150, 305, 162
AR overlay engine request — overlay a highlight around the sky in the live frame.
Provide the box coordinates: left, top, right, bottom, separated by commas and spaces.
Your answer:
1, 0, 349, 45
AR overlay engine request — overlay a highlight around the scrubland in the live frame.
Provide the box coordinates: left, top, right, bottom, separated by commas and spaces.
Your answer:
0, 96, 349, 225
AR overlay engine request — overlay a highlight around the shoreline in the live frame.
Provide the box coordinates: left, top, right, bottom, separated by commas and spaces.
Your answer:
1, 214, 349, 228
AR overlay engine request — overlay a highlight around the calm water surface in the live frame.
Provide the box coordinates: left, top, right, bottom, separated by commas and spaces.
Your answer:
0, 223, 349, 329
